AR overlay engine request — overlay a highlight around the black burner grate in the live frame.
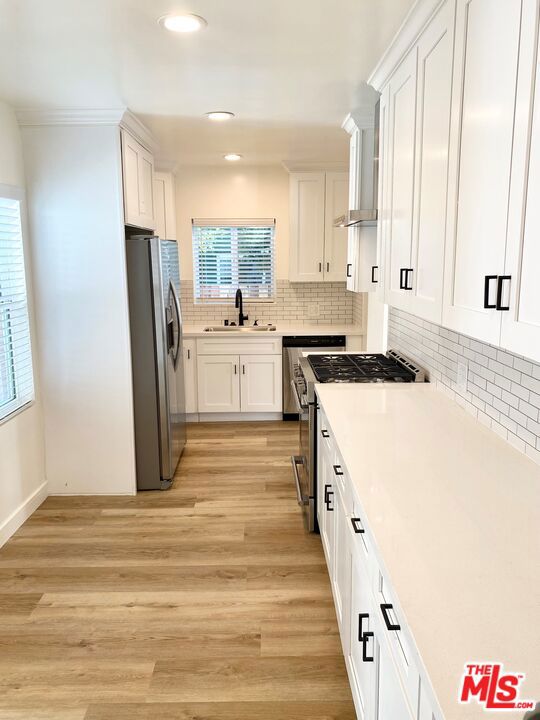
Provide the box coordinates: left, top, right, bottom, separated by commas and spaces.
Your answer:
307, 353, 416, 383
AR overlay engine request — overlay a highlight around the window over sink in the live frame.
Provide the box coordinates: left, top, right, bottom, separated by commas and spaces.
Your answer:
192, 218, 275, 303
0, 190, 35, 422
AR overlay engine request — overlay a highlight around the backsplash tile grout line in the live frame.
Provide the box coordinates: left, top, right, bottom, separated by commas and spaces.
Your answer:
388, 307, 540, 466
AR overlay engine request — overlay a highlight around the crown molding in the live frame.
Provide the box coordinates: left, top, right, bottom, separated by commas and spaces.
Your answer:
154, 158, 179, 174
16, 107, 159, 153
342, 108, 376, 135
281, 160, 348, 173
368, 0, 445, 91
16, 107, 126, 127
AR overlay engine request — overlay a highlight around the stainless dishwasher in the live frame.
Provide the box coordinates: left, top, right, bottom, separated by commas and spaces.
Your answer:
282, 335, 346, 420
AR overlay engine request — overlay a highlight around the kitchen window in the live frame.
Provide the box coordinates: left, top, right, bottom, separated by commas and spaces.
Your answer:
192, 218, 276, 302
0, 190, 34, 422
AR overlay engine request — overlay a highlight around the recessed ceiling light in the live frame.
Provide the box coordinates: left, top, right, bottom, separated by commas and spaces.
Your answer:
224, 154, 242, 162
206, 111, 235, 121
159, 14, 207, 33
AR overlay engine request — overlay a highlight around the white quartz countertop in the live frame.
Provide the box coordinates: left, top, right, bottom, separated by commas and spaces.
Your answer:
182, 323, 364, 338
316, 382, 540, 720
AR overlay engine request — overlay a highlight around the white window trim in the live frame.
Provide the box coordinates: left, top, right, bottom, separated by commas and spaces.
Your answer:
192, 218, 276, 305
0, 183, 36, 425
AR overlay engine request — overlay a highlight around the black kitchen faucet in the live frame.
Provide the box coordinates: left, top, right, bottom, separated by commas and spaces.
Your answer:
235, 288, 248, 326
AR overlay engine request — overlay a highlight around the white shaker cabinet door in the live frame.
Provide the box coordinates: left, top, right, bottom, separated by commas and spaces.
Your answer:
324, 172, 349, 282
409, 0, 454, 323
384, 48, 418, 311
197, 355, 240, 413
501, 0, 540, 362
442, 0, 522, 343
239, 354, 282, 413
289, 172, 326, 281
183, 339, 197, 414
376, 84, 391, 300
121, 129, 155, 230
376, 616, 416, 720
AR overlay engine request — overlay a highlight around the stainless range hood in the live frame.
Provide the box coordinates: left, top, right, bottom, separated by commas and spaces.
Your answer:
334, 208, 377, 227
335, 100, 379, 228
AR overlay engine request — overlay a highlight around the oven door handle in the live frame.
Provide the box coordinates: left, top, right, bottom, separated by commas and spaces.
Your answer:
291, 456, 309, 506
290, 380, 307, 412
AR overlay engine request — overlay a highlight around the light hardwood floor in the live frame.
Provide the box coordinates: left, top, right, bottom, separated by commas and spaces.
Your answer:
0, 421, 355, 720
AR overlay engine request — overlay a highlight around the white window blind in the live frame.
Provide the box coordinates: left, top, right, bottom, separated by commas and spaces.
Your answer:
192, 219, 275, 302
0, 193, 34, 422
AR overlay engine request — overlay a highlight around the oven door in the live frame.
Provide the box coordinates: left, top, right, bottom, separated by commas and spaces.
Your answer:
290, 379, 316, 531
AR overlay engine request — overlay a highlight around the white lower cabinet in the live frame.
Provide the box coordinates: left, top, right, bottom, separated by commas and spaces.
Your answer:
197, 355, 240, 413
195, 339, 282, 415
183, 339, 197, 414
317, 399, 440, 720
240, 354, 282, 412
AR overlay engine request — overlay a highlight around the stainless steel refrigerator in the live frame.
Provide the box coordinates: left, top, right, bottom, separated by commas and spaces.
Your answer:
126, 235, 186, 490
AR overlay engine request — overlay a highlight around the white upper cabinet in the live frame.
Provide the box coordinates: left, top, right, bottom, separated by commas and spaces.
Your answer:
344, 120, 379, 293
384, 49, 418, 309
121, 129, 155, 230
376, 84, 391, 301
324, 172, 349, 281
153, 172, 177, 240
442, 0, 523, 343
289, 171, 348, 282
501, 0, 540, 360
289, 172, 326, 281
409, 1, 454, 322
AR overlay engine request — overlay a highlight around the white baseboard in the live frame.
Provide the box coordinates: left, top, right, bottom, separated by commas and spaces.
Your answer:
196, 412, 283, 422
0, 480, 48, 548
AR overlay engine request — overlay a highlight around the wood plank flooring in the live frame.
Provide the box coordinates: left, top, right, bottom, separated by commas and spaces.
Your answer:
0, 421, 355, 720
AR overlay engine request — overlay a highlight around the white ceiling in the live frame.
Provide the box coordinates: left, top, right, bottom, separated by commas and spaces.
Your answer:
0, 0, 415, 165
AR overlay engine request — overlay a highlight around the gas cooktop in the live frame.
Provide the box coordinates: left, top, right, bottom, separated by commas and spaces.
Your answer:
307, 352, 423, 384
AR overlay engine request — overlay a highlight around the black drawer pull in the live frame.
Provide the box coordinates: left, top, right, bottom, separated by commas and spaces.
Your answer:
380, 603, 401, 631
351, 517, 365, 534
333, 464, 343, 476
484, 275, 497, 309
321, 429, 329, 438
362, 631, 374, 662
346, 263, 352, 278
496, 275, 511, 311
371, 265, 378, 283
324, 484, 334, 511
358, 612, 369, 641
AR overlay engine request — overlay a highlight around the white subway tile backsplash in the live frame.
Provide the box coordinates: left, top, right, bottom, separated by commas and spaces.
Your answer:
180, 279, 364, 328
388, 307, 540, 467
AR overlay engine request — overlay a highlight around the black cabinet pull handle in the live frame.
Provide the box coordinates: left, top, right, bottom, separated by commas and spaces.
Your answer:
242, 364, 246, 374
362, 631, 375, 662
405, 268, 413, 290
234, 364, 237, 375
324, 484, 334, 511
187, 348, 191, 360
346, 263, 352, 278
358, 612, 369, 641
326, 262, 330, 272
351, 517, 365, 534
318, 262, 322, 273
371, 265, 378, 283
321, 429, 329, 438
333, 464, 344, 476
496, 275, 511, 311
484, 275, 497, 309
399, 268, 407, 289
380, 603, 401, 631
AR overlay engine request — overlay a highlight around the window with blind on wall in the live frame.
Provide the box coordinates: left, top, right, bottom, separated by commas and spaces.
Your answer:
0, 190, 34, 422
192, 219, 276, 303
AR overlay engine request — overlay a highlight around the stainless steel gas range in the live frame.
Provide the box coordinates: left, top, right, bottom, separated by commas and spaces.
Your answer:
291, 350, 426, 532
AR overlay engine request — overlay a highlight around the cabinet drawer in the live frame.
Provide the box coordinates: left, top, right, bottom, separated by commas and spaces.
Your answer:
376, 570, 420, 716
196, 337, 281, 356
318, 409, 334, 456
332, 450, 352, 517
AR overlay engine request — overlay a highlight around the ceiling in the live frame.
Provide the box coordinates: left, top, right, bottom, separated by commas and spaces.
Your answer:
0, 0, 415, 165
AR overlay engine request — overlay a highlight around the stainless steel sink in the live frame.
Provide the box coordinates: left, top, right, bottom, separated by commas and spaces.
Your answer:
203, 325, 276, 332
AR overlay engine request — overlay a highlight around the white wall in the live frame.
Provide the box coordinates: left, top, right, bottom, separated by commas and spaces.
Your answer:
21, 123, 136, 495
0, 100, 47, 546
175, 164, 290, 282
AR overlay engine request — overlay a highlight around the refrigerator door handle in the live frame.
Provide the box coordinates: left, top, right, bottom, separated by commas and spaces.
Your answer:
168, 279, 182, 370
